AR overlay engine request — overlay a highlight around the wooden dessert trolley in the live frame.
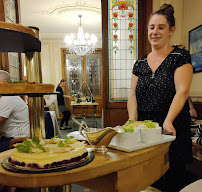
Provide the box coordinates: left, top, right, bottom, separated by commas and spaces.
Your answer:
0, 143, 171, 192
0, 22, 171, 192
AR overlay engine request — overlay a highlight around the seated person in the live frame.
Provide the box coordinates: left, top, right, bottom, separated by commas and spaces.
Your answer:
0, 70, 30, 152
193, 125, 202, 145
188, 97, 202, 145
44, 95, 60, 119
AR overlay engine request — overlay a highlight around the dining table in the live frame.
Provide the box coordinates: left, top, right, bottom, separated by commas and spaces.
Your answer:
71, 101, 99, 129
0, 142, 171, 192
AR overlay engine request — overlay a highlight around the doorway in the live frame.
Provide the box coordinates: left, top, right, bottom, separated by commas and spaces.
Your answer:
61, 49, 103, 118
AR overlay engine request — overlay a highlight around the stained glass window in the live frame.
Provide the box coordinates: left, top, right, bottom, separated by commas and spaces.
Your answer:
3, 0, 17, 23
8, 52, 20, 82
66, 55, 83, 95
86, 54, 101, 97
108, 0, 138, 102
65, 53, 101, 97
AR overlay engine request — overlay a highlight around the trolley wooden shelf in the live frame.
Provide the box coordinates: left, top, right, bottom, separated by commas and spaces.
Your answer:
0, 142, 171, 192
0, 21, 41, 52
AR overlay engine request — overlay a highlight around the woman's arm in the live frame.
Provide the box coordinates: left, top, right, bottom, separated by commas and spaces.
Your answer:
64, 95, 72, 99
163, 64, 193, 136
127, 74, 138, 121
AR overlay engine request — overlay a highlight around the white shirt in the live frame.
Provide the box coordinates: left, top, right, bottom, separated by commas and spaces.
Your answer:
0, 96, 30, 138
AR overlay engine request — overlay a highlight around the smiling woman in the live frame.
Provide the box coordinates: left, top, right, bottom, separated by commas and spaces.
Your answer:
127, 4, 193, 192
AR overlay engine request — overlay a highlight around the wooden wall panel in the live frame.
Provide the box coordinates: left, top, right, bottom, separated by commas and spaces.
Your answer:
138, 0, 152, 59
0, 0, 5, 21
101, 0, 110, 126
0, 52, 9, 71
109, 108, 129, 127
0, 0, 6, 70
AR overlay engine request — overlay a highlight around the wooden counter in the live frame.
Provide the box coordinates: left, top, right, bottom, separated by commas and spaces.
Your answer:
0, 143, 171, 192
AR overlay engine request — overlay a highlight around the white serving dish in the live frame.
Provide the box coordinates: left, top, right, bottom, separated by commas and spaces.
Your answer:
108, 135, 176, 152
67, 131, 86, 141
111, 129, 140, 148
140, 127, 162, 143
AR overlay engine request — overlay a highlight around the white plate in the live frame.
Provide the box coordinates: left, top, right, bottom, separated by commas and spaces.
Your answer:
67, 131, 86, 141
108, 135, 176, 152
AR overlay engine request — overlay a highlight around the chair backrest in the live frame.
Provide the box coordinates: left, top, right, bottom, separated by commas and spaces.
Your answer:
192, 142, 202, 161
9, 137, 30, 149
48, 99, 60, 119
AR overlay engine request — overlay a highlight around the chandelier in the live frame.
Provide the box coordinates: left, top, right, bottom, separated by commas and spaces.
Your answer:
65, 15, 97, 56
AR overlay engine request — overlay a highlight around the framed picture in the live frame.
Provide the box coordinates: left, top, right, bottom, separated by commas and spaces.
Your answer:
189, 24, 202, 73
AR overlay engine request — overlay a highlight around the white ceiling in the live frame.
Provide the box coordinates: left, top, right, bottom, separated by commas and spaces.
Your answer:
19, 0, 102, 39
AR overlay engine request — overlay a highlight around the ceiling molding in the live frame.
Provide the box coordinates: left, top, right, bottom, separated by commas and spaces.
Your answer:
20, 0, 102, 39
40, 1, 101, 16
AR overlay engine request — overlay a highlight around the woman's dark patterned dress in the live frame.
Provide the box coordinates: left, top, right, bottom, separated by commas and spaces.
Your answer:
132, 47, 193, 165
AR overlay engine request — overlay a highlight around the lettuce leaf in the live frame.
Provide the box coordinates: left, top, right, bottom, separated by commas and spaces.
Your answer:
16, 144, 30, 153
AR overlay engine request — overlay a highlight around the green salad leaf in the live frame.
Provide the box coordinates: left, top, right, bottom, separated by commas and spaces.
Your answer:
36, 144, 46, 152
64, 136, 74, 144
16, 144, 30, 153
32, 136, 40, 144
123, 120, 135, 133
143, 120, 156, 128
125, 119, 135, 126
23, 139, 32, 148
58, 141, 65, 147
144, 120, 153, 123
124, 128, 134, 133
51, 135, 59, 140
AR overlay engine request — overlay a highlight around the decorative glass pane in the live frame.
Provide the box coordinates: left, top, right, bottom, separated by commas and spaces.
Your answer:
66, 54, 82, 95
4, 0, 20, 82
108, 0, 138, 102
3, 0, 17, 23
8, 52, 20, 82
86, 54, 101, 97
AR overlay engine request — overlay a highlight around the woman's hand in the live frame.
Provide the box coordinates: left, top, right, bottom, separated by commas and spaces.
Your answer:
189, 107, 197, 117
163, 120, 176, 136
64, 95, 72, 99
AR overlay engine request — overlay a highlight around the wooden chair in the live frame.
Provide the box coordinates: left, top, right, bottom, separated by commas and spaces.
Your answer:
192, 142, 202, 161
9, 137, 30, 149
